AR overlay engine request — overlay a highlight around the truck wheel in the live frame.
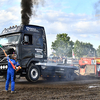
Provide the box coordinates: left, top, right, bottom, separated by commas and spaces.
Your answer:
4, 74, 7, 80
65, 69, 75, 81
26, 65, 40, 82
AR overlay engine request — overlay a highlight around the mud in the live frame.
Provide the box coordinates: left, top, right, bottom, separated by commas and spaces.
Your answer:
0, 77, 100, 100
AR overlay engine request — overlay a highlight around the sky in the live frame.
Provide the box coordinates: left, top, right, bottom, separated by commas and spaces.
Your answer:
0, 0, 100, 56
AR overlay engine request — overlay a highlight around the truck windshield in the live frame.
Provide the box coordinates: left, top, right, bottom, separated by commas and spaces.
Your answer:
0, 33, 21, 45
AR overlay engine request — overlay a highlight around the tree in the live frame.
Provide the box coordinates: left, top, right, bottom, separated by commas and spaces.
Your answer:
51, 33, 74, 57
96, 45, 100, 57
74, 40, 95, 57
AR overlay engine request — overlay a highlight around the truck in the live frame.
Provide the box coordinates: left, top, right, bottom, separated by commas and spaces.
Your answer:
79, 57, 100, 77
0, 24, 78, 82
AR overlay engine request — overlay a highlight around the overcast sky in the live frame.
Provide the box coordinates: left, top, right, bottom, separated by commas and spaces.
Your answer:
0, 0, 100, 56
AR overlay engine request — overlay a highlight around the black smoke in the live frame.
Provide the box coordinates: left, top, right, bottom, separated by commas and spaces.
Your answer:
94, 0, 100, 19
21, 0, 45, 25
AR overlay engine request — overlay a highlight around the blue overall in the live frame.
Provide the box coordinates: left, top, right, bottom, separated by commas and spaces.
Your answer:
5, 56, 20, 91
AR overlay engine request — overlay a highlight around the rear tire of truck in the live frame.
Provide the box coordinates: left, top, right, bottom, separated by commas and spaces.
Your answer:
26, 65, 40, 82
65, 69, 75, 81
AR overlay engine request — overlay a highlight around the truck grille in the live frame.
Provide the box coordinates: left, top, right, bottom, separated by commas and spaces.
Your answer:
0, 53, 8, 63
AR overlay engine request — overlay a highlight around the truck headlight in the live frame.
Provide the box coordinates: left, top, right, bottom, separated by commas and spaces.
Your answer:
3, 65, 5, 69
41, 66, 47, 69
1, 66, 2, 69
6, 65, 8, 69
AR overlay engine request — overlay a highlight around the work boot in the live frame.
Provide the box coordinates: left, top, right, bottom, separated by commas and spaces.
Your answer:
2, 90, 8, 92
11, 91, 16, 94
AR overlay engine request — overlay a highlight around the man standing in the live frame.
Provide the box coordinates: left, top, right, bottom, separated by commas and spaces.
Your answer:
3, 50, 21, 93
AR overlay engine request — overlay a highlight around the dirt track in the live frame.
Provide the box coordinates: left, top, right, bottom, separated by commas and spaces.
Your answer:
0, 77, 100, 100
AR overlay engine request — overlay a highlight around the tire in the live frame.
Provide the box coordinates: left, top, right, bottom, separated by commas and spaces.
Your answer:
25, 75, 31, 82
26, 64, 40, 82
65, 69, 75, 81
4, 74, 7, 80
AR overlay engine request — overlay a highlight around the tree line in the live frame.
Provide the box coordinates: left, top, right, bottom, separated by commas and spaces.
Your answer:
51, 33, 100, 58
